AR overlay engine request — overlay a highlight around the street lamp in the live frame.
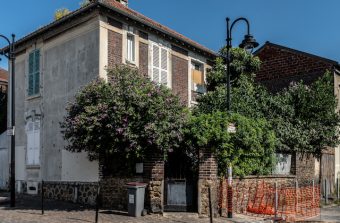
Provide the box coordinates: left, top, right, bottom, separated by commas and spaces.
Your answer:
225, 17, 259, 112
0, 34, 16, 207
225, 18, 258, 219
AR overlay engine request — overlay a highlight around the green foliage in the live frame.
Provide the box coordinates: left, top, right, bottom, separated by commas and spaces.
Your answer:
197, 46, 340, 157
0, 91, 7, 133
54, 8, 71, 20
271, 72, 340, 155
186, 112, 276, 177
60, 65, 188, 164
206, 48, 261, 91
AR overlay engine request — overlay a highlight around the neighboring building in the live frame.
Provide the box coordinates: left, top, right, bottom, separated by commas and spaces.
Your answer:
255, 41, 340, 194
0, 68, 8, 189
2, 0, 216, 213
0, 68, 8, 92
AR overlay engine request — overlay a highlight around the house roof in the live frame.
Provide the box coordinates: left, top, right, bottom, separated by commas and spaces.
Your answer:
0, 68, 8, 83
254, 41, 339, 66
3, 0, 217, 58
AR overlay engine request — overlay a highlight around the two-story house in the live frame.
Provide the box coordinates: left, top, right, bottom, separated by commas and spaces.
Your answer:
3, 0, 217, 213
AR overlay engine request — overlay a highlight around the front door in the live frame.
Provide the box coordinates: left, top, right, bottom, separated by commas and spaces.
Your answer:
164, 150, 197, 212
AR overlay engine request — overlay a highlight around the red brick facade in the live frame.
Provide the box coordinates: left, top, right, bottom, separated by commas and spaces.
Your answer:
171, 55, 189, 105
255, 42, 336, 92
139, 42, 148, 77
108, 30, 123, 68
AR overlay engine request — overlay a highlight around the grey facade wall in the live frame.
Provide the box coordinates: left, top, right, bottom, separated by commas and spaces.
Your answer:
14, 19, 100, 185
0, 132, 8, 189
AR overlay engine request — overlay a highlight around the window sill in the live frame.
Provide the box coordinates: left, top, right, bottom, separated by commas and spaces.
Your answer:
27, 94, 41, 101
26, 165, 40, 169
125, 59, 137, 66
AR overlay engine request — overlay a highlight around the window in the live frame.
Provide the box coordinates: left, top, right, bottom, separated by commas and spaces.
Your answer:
151, 44, 169, 85
28, 49, 40, 96
26, 120, 40, 165
126, 26, 135, 63
191, 62, 205, 94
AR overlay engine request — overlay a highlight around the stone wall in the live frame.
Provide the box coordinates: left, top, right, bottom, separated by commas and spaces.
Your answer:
43, 182, 98, 206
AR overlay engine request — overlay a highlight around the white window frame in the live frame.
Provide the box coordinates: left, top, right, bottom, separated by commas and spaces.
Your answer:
26, 120, 40, 166
151, 43, 170, 87
126, 26, 136, 64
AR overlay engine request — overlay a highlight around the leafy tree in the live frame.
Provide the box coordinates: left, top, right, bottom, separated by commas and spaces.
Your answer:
0, 91, 7, 133
60, 65, 188, 175
54, 8, 71, 20
271, 72, 340, 156
185, 112, 276, 177
196, 46, 340, 157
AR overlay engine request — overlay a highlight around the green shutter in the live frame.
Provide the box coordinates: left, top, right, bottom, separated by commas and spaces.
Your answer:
28, 49, 40, 96
34, 50, 40, 95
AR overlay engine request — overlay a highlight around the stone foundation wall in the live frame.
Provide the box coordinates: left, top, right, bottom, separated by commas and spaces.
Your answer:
43, 181, 98, 206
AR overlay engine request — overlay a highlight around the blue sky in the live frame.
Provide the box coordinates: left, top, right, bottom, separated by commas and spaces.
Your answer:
1, 0, 340, 69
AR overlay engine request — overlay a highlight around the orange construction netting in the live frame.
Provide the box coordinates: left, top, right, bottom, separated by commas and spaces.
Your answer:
227, 180, 320, 222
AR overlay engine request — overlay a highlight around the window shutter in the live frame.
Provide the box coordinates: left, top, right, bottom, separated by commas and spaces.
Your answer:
152, 44, 168, 85
28, 53, 34, 96
152, 45, 160, 82
33, 121, 40, 165
34, 50, 40, 95
160, 48, 168, 85
28, 50, 40, 96
26, 122, 34, 165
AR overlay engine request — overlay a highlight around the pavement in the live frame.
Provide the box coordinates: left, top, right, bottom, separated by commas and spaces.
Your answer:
0, 193, 338, 223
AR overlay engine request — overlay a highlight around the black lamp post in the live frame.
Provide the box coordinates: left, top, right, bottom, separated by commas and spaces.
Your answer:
225, 18, 258, 219
0, 34, 16, 207
225, 17, 259, 112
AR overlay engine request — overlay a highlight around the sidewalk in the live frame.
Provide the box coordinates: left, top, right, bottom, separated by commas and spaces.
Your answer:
0, 193, 272, 223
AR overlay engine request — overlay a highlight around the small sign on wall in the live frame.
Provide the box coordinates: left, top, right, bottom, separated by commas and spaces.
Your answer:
129, 194, 135, 204
227, 123, 236, 133
136, 163, 143, 174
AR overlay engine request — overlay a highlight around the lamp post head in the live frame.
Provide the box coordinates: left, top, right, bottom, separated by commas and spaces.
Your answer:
239, 34, 259, 51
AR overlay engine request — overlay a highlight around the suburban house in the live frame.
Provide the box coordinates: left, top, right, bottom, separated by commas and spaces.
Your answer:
3, 0, 335, 216
2, 0, 219, 214
0, 68, 8, 189
254, 41, 340, 194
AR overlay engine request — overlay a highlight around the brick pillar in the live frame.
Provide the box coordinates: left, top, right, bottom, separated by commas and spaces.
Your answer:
291, 152, 316, 182
198, 149, 219, 216
143, 154, 164, 213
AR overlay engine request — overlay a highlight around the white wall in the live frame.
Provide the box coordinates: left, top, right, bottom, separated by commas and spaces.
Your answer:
62, 150, 99, 182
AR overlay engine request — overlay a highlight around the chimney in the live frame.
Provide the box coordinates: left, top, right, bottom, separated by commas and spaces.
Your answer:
116, 0, 128, 6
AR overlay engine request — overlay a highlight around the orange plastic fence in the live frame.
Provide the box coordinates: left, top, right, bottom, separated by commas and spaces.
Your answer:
226, 180, 320, 222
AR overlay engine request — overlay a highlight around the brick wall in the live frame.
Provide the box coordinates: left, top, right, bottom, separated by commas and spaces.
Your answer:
108, 30, 123, 68
171, 55, 189, 105
255, 44, 334, 92
198, 150, 219, 216
290, 153, 316, 182
139, 42, 148, 76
